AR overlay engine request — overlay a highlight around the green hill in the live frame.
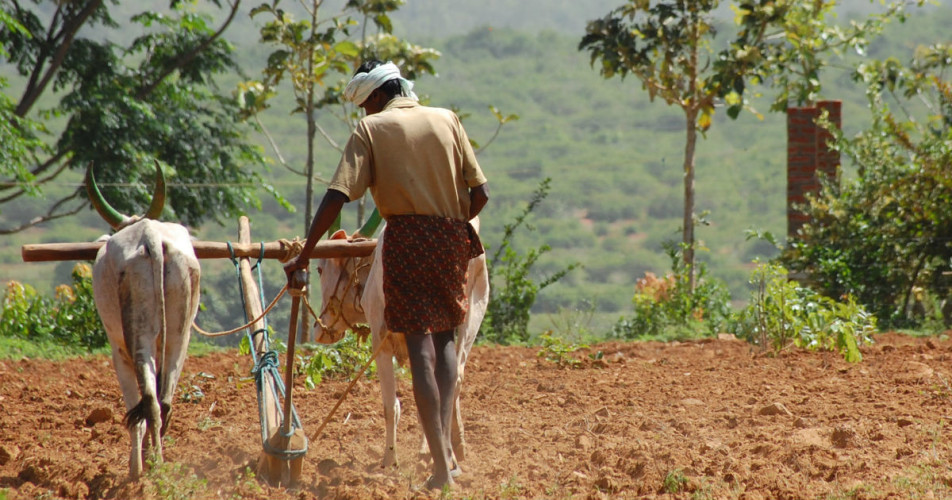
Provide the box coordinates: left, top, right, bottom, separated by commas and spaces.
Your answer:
3, 0, 951, 338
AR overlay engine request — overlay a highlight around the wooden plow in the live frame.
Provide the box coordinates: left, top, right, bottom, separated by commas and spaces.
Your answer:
21, 216, 377, 486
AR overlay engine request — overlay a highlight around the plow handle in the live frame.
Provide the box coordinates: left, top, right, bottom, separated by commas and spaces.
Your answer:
282, 269, 307, 436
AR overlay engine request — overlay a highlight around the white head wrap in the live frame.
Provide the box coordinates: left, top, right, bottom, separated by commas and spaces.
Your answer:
343, 61, 418, 106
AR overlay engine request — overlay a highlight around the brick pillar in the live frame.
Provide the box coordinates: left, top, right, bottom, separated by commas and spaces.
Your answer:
787, 106, 819, 238
786, 101, 843, 239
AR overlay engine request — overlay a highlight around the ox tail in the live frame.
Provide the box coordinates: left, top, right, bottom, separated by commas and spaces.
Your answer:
146, 223, 169, 429
124, 399, 151, 430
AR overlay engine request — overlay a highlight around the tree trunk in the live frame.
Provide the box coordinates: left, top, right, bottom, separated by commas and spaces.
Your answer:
302, 106, 316, 342
683, 109, 697, 293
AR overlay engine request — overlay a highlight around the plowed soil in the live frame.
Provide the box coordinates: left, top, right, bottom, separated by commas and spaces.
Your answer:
1, 332, 951, 499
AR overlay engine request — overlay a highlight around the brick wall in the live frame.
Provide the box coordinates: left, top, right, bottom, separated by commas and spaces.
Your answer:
786, 100, 841, 239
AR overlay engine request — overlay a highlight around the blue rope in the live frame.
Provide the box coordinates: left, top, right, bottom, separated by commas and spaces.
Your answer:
229, 241, 307, 459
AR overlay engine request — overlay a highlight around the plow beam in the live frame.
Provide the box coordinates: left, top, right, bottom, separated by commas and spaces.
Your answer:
21, 238, 376, 262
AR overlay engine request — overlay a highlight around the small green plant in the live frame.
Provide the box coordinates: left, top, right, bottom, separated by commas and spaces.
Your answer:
499, 475, 525, 499
300, 331, 375, 388
732, 262, 876, 362
483, 178, 581, 345
196, 416, 221, 431
613, 241, 732, 341
546, 300, 598, 340
0, 263, 108, 354
663, 468, 688, 494
536, 332, 588, 368
145, 459, 209, 500
231, 467, 263, 499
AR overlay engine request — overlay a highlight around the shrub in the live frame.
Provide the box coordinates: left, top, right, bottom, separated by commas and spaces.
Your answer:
731, 262, 876, 362
612, 242, 732, 341
299, 331, 376, 388
0, 263, 107, 352
482, 178, 581, 345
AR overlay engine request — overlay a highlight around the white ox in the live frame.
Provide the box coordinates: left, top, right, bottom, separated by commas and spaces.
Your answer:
314, 218, 489, 469
87, 165, 201, 479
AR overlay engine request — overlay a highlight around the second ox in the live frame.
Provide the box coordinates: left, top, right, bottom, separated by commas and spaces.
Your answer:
87, 164, 201, 479
313, 217, 489, 471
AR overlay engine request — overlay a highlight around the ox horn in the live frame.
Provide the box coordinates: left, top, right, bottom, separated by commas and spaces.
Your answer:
85, 164, 128, 229
355, 208, 382, 237
144, 160, 166, 220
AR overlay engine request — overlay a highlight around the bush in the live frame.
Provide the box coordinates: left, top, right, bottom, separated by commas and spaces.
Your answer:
0, 263, 108, 352
299, 332, 376, 388
482, 178, 581, 345
611, 242, 732, 341
731, 262, 876, 362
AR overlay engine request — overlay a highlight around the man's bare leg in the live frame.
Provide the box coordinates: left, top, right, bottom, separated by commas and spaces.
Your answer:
406, 331, 456, 488
432, 329, 459, 473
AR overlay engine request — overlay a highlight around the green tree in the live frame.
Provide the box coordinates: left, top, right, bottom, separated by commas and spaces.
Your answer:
237, 0, 439, 235
721, 0, 924, 113
579, 0, 737, 293
781, 44, 952, 327
0, 11, 42, 194
0, 0, 274, 232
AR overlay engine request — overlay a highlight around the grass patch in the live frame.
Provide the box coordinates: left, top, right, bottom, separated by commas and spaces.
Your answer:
0, 336, 223, 361
0, 335, 108, 360
893, 463, 952, 498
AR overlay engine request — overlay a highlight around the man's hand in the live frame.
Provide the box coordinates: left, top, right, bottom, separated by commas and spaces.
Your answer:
284, 255, 309, 283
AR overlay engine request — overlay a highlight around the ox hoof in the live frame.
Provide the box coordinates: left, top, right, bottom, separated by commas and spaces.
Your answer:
381, 450, 398, 469
420, 474, 457, 492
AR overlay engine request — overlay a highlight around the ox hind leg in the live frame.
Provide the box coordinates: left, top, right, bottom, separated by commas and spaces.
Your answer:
111, 347, 151, 479
124, 355, 163, 477
119, 267, 164, 476
377, 333, 401, 469
157, 256, 200, 437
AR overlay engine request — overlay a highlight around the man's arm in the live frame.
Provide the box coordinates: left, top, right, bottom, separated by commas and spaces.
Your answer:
284, 189, 349, 279
469, 183, 489, 220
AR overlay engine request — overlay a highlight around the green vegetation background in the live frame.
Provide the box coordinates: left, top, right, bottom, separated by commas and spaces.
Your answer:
2, 0, 949, 338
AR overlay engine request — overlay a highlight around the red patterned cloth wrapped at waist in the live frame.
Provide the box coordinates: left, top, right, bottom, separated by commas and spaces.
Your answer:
382, 215, 484, 335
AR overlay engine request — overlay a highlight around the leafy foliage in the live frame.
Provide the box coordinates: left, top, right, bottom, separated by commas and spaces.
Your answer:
722, 0, 924, 112
781, 44, 952, 328
731, 262, 875, 362
0, 263, 107, 352
482, 178, 581, 345
536, 333, 591, 368
579, 0, 757, 291
299, 332, 375, 388
612, 241, 732, 341
0, 0, 274, 232
240, 0, 441, 233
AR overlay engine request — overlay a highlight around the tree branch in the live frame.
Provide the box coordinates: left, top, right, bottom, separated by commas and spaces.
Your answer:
0, 189, 85, 235
135, 0, 241, 99
16, 0, 103, 117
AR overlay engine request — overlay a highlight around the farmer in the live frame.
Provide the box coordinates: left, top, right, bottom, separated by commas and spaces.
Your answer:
283, 59, 489, 489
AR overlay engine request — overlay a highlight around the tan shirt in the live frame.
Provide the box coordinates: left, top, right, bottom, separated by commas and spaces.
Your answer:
328, 97, 487, 221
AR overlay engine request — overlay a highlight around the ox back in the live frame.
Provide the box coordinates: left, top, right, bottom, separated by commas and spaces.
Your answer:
92, 219, 201, 479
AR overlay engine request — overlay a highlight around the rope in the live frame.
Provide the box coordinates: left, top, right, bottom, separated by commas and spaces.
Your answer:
223, 241, 307, 459
192, 284, 288, 337
276, 237, 305, 263
252, 350, 307, 459
311, 256, 371, 338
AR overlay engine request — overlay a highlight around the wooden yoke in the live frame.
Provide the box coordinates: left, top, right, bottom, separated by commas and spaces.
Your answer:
21, 238, 376, 262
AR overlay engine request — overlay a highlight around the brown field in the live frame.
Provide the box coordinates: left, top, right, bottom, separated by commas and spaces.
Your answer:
1, 332, 951, 499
